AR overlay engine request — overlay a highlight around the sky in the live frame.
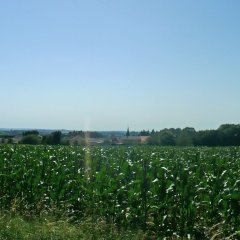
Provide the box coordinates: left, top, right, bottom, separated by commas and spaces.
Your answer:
0, 0, 240, 131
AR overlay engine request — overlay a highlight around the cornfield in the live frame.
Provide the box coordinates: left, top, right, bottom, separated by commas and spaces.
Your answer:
0, 145, 240, 239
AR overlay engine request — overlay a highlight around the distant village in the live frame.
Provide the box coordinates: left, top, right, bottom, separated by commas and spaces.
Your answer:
0, 129, 150, 146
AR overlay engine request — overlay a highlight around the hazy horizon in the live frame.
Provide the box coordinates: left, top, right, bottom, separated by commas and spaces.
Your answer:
1, 1, 240, 131
1, 122, 238, 133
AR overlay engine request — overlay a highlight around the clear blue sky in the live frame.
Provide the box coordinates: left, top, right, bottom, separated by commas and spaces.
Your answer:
1, 1, 240, 131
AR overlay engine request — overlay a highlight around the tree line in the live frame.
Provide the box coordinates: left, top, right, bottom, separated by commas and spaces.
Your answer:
20, 130, 103, 145
21, 131, 62, 145
140, 124, 240, 146
12, 123, 240, 146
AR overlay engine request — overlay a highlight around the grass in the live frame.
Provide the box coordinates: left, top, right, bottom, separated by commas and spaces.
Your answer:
0, 212, 145, 240
1, 211, 239, 239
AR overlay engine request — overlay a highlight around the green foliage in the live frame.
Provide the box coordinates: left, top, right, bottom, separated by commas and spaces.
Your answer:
175, 128, 195, 146
139, 130, 150, 136
68, 131, 103, 138
0, 145, 240, 238
159, 129, 176, 145
148, 124, 240, 146
0, 213, 143, 240
22, 130, 39, 136
42, 131, 62, 145
21, 135, 41, 145
52, 131, 62, 145
7, 138, 13, 144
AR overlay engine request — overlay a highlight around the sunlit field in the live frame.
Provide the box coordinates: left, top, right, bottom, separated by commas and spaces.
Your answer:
0, 145, 240, 239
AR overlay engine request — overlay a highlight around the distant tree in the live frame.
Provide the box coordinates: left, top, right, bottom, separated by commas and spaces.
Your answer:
52, 131, 62, 145
42, 131, 62, 145
41, 135, 47, 144
126, 127, 130, 138
139, 130, 150, 136
148, 134, 160, 145
196, 130, 218, 146
151, 129, 155, 135
7, 138, 13, 144
176, 127, 196, 146
21, 135, 41, 145
159, 129, 176, 146
217, 124, 240, 146
22, 130, 39, 136
146, 124, 240, 147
